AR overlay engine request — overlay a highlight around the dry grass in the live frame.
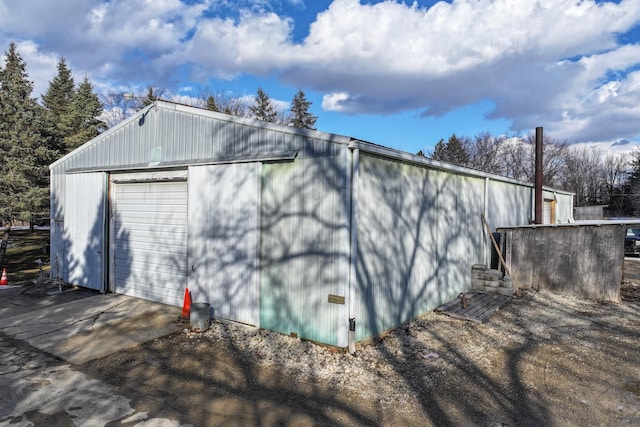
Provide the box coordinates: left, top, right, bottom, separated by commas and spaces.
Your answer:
3, 229, 50, 285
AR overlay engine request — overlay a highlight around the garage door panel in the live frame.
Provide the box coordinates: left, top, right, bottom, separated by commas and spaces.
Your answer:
115, 234, 187, 247
114, 247, 186, 263
114, 270, 185, 288
116, 208, 187, 219
115, 259, 185, 277
117, 205, 187, 215
115, 216, 187, 227
112, 180, 188, 307
113, 280, 183, 305
114, 232, 187, 247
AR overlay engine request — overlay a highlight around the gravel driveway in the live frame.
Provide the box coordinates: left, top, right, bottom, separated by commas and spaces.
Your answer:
81, 279, 640, 426
2, 260, 639, 426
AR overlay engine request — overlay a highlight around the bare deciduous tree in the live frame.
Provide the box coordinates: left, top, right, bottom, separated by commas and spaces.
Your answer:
602, 154, 630, 214
196, 89, 251, 117
500, 133, 568, 187
100, 92, 142, 128
563, 146, 606, 206
466, 132, 507, 175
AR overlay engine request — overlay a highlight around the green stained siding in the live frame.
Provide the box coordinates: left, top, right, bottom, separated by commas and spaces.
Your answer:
260, 154, 350, 346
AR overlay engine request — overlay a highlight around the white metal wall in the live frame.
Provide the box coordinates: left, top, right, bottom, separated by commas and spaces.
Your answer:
111, 180, 188, 306
49, 101, 578, 348
543, 190, 574, 224
63, 172, 106, 290
354, 155, 486, 340
435, 170, 485, 293
486, 180, 533, 228
354, 157, 438, 338
187, 163, 261, 326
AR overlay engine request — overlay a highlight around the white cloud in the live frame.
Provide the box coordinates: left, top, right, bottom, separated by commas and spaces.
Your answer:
1, 0, 640, 145
0, 0, 209, 85
571, 139, 640, 156
321, 92, 350, 112
291, 0, 640, 144
170, 10, 295, 80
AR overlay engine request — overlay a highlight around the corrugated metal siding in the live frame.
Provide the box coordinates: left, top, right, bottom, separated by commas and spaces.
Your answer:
486, 180, 533, 228
544, 201, 552, 224
434, 170, 484, 297
354, 155, 438, 339
49, 101, 577, 347
63, 172, 106, 289
112, 181, 188, 306
187, 163, 261, 327
49, 169, 65, 279
260, 152, 350, 346
354, 154, 485, 340
51, 102, 348, 312
51, 103, 345, 174
487, 183, 575, 227
49, 103, 348, 290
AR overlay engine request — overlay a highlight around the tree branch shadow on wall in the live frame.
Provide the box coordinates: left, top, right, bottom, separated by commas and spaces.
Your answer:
57, 138, 640, 425
134, 145, 550, 425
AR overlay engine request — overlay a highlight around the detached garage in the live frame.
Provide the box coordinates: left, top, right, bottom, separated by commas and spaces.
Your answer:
50, 101, 574, 348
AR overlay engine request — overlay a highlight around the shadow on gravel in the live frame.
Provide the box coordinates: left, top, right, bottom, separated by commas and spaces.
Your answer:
87, 331, 384, 426
82, 289, 640, 426
68, 144, 640, 425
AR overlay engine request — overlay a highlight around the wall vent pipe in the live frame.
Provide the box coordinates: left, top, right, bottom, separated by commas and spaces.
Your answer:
534, 127, 543, 224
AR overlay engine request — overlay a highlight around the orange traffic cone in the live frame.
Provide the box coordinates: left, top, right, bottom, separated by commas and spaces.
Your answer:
0, 268, 8, 286
181, 288, 192, 319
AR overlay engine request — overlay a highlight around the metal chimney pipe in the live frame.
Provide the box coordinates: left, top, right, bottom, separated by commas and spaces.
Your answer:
534, 127, 543, 224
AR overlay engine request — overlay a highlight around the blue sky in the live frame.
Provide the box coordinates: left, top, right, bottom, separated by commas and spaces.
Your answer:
1, 0, 640, 155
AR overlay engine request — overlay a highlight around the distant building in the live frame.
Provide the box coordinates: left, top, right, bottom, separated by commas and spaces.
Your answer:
574, 205, 607, 221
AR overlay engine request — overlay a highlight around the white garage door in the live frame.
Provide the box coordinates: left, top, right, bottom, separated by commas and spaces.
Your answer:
112, 180, 188, 306
544, 200, 552, 225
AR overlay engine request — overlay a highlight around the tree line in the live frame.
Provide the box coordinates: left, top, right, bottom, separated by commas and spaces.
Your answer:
101, 86, 318, 130
425, 133, 637, 217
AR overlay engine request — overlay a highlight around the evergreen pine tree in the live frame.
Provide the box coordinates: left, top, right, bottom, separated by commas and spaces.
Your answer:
289, 89, 317, 130
41, 58, 75, 152
206, 95, 219, 112
142, 85, 159, 107
430, 134, 470, 167
249, 87, 277, 122
42, 58, 75, 111
0, 42, 58, 227
62, 75, 105, 152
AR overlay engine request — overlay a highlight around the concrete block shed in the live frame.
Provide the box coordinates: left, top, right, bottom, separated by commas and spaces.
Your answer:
50, 101, 574, 348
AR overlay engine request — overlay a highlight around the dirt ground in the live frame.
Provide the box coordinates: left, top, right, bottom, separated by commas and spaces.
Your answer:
80, 266, 640, 426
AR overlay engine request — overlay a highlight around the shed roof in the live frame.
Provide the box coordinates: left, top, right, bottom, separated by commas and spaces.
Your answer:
50, 100, 573, 196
